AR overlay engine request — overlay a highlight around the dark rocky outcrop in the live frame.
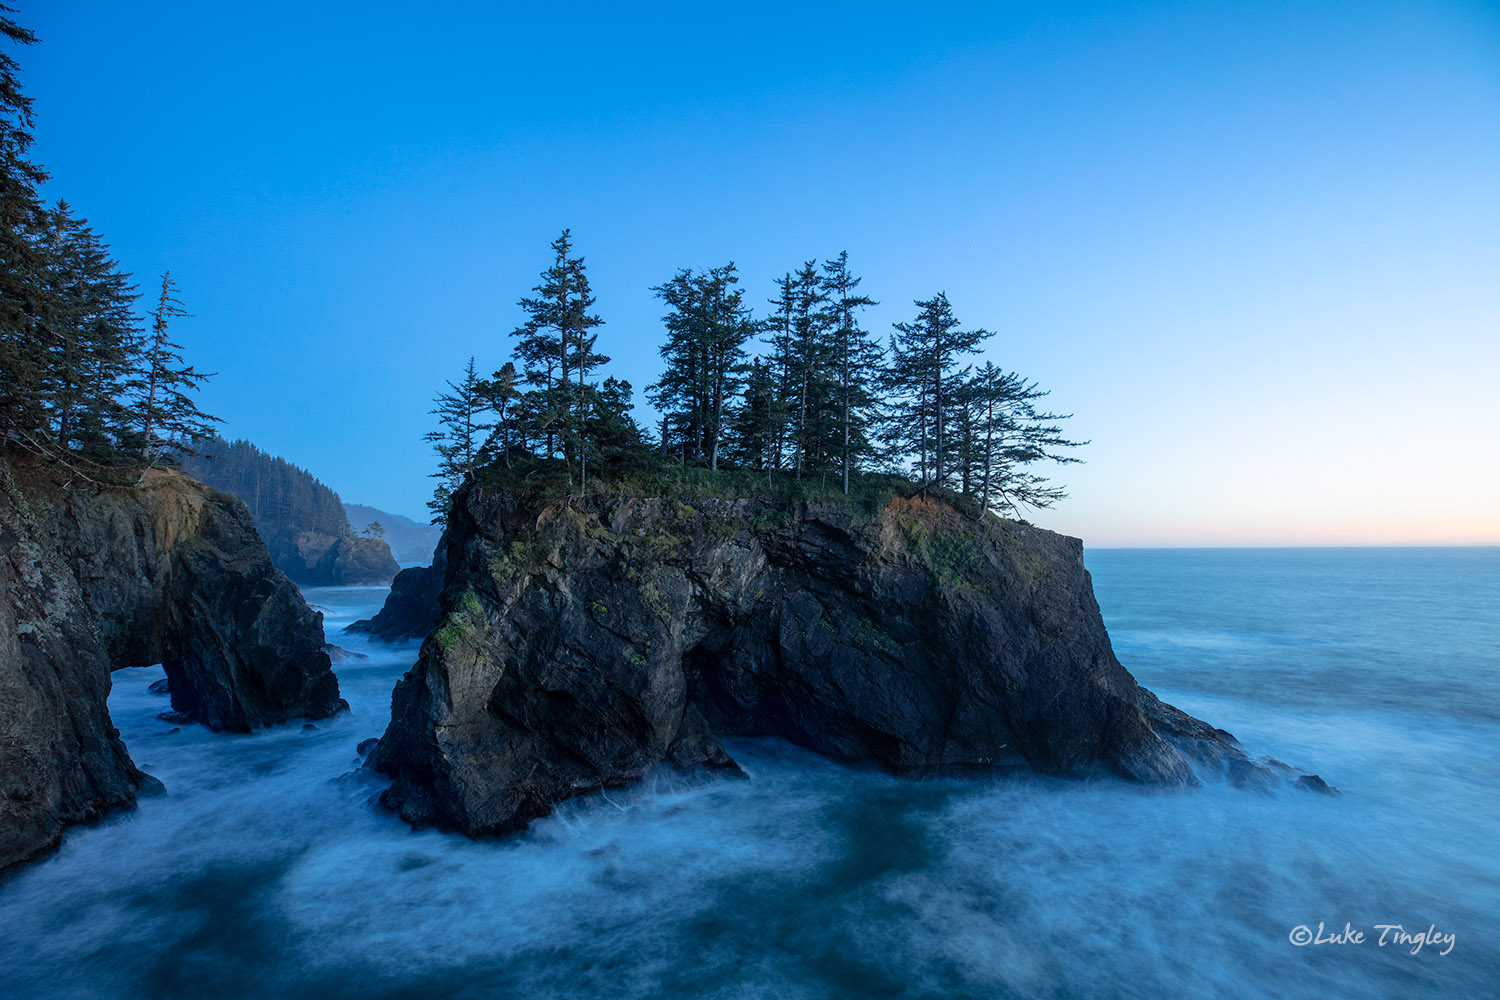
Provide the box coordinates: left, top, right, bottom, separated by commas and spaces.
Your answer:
370, 487, 1278, 838
1, 456, 346, 872
1296, 774, 1338, 795
346, 546, 445, 642
282, 531, 400, 587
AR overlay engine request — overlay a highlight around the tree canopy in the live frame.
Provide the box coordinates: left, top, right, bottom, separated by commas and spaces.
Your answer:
425, 234, 1086, 524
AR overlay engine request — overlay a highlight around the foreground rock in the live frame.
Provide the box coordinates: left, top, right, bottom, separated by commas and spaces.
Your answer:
1, 456, 345, 872
370, 487, 1279, 837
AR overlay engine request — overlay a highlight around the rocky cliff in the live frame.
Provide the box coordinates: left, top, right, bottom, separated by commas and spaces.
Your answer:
346, 546, 445, 642
370, 487, 1277, 837
0, 455, 346, 872
283, 531, 400, 587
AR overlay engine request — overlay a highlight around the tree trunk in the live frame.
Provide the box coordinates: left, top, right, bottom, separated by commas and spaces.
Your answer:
980, 395, 993, 519
918, 385, 929, 485
934, 354, 944, 488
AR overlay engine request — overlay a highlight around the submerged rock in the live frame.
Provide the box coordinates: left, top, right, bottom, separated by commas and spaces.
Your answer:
370, 487, 1272, 838
1296, 774, 1339, 795
324, 643, 369, 663
0, 455, 346, 872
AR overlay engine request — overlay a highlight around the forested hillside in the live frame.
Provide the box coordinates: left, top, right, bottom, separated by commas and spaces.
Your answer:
181, 437, 398, 585
182, 438, 348, 541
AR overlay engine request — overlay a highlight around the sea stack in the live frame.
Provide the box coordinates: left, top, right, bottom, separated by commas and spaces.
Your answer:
370, 484, 1265, 836
0, 456, 346, 872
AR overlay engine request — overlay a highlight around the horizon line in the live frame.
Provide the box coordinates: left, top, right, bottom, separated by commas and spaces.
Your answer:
1082, 542, 1500, 550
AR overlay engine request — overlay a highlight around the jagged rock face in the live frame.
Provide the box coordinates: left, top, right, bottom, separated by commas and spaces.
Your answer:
1, 472, 153, 873
0, 456, 345, 871
346, 547, 445, 642
47, 467, 347, 733
284, 531, 400, 587
371, 488, 1240, 838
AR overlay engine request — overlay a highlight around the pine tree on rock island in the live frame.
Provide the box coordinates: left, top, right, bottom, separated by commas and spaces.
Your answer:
510, 229, 607, 482
426, 356, 488, 523
647, 263, 757, 472
821, 251, 881, 494
422, 229, 1085, 525
885, 292, 992, 490
962, 361, 1088, 515
479, 360, 521, 470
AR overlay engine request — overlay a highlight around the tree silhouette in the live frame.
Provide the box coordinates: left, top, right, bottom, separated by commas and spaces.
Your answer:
426, 356, 489, 522
130, 272, 219, 466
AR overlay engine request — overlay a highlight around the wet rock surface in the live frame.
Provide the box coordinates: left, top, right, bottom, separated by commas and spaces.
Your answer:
0, 456, 345, 872
371, 487, 1273, 837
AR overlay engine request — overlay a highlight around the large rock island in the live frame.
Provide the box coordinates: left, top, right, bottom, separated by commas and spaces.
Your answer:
0, 455, 346, 872
370, 485, 1265, 837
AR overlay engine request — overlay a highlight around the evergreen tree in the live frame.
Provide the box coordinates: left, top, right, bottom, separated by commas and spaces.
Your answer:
820, 251, 881, 494
647, 264, 756, 471
130, 272, 219, 465
966, 362, 1087, 515
478, 360, 521, 469
425, 356, 489, 522
36, 200, 140, 456
726, 357, 779, 479
576, 375, 645, 488
950, 370, 980, 497
787, 260, 834, 478
650, 268, 706, 464
762, 272, 797, 471
510, 229, 606, 476
0, 10, 48, 442
753, 256, 874, 484
885, 293, 991, 488
0, 15, 220, 479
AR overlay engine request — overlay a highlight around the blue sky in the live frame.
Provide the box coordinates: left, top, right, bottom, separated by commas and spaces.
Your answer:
22, 1, 1500, 544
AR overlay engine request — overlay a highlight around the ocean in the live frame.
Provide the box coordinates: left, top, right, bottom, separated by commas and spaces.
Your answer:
1, 547, 1496, 999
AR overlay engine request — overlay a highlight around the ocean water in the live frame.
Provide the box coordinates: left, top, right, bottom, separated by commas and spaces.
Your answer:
1, 549, 1497, 999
